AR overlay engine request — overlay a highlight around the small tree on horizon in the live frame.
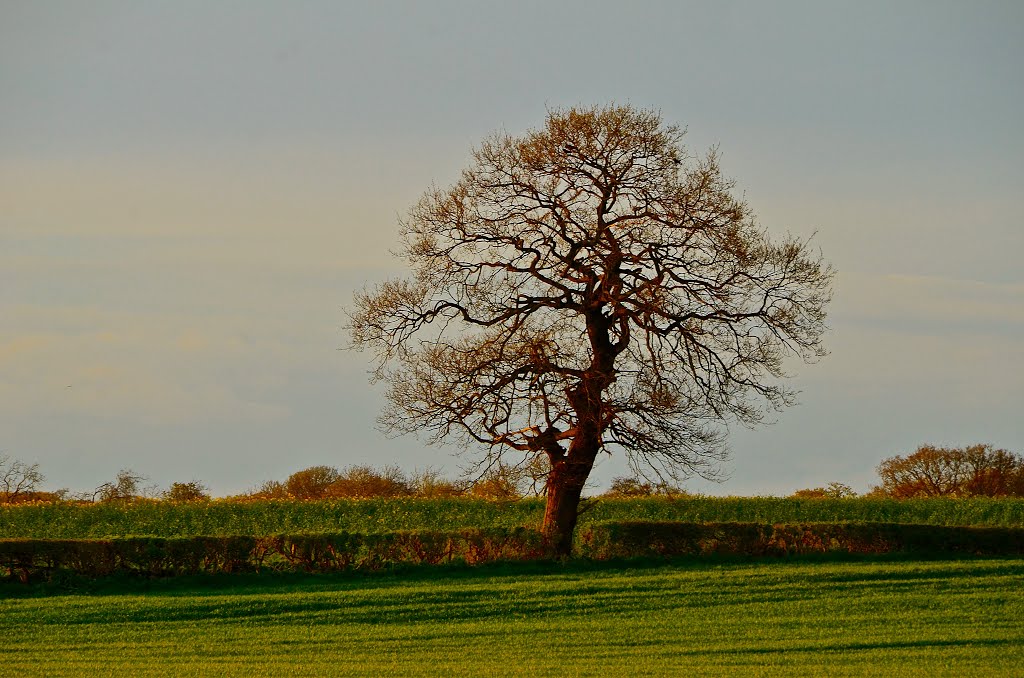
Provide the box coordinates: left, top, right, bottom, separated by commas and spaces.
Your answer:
164, 480, 211, 502
791, 482, 856, 499
93, 469, 148, 502
1, 454, 45, 504
350, 105, 833, 554
603, 475, 688, 498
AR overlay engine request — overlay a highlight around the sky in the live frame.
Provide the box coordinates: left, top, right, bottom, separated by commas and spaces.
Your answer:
2, 0, 1022, 497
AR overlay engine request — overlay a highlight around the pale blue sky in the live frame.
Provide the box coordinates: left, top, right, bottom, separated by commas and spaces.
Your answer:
2, 1, 1022, 496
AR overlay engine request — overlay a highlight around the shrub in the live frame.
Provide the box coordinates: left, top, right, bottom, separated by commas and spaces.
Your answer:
576, 521, 1024, 560
163, 481, 211, 502
465, 457, 552, 500
791, 482, 857, 499
251, 480, 289, 499
7, 522, 1024, 583
285, 466, 343, 499
603, 476, 687, 497
0, 528, 551, 582
326, 465, 414, 498
468, 464, 523, 500
410, 468, 468, 498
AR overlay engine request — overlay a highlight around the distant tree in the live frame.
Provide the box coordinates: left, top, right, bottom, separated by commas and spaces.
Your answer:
164, 480, 211, 502
603, 475, 687, 497
875, 444, 1024, 498
410, 468, 468, 498
94, 469, 148, 502
961, 445, 1024, 497
791, 482, 856, 499
0, 454, 45, 504
468, 463, 525, 501
350, 104, 834, 554
326, 465, 414, 498
252, 479, 289, 499
285, 465, 343, 499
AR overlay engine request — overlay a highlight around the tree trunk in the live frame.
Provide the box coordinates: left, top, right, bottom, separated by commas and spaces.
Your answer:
542, 455, 594, 557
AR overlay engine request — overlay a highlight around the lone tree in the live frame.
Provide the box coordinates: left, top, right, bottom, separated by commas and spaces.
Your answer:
350, 105, 833, 554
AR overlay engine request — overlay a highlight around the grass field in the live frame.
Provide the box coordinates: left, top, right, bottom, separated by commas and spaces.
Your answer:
3, 557, 1023, 676
4, 496, 1023, 538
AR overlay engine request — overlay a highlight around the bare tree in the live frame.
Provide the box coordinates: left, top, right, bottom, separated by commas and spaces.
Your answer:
350, 105, 833, 554
93, 468, 148, 502
1, 454, 45, 504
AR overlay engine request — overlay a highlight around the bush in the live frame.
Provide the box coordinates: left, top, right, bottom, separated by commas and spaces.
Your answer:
251, 480, 289, 499
6, 522, 1023, 583
0, 528, 551, 582
163, 481, 211, 502
468, 465, 523, 500
286, 466, 343, 499
576, 521, 1024, 559
410, 469, 468, 498
791, 482, 857, 499
603, 476, 687, 497
326, 465, 414, 498
467, 458, 550, 500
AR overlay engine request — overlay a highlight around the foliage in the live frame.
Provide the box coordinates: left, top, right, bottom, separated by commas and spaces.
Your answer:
876, 444, 1024, 498
466, 458, 550, 500
0, 455, 45, 504
2, 496, 1022, 541
284, 466, 343, 499
163, 481, 211, 502
790, 482, 857, 499
253, 465, 420, 500
467, 465, 523, 501
252, 479, 289, 499
252, 464, 552, 501
4, 522, 1024, 583
603, 475, 687, 497
409, 468, 468, 498
577, 521, 1024, 559
0, 528, 550, 582
325, 465, 414, 499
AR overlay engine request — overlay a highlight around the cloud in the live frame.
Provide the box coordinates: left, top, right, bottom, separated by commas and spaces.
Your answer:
804, 272, 1024, 409
835, 272, 1024, 333
0, 306, 301, 425
0, 148, 422, 272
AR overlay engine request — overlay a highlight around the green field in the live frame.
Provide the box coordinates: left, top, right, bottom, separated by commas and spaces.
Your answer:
3, 557, 1022, 676
4, 496, 1023, 538
5, 498, 1023, 675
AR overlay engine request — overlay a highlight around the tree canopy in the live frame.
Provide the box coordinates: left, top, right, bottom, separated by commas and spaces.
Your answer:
876, 444, 1024, 498
350, 105, 834, 552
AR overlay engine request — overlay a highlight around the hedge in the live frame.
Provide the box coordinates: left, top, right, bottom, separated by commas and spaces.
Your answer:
3, 523, 1023, 582
577, 522, 1024, 559
0, 528, 548, 582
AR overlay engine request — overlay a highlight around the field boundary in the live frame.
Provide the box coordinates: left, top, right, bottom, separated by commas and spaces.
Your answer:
4, 522, 1024, 583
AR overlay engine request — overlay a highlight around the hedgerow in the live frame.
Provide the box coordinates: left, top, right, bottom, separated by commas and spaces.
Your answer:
576, 522, 1024, 559
4, 522, 1023, 583
4, 496, 1022, 540
0, 527, 549, 582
